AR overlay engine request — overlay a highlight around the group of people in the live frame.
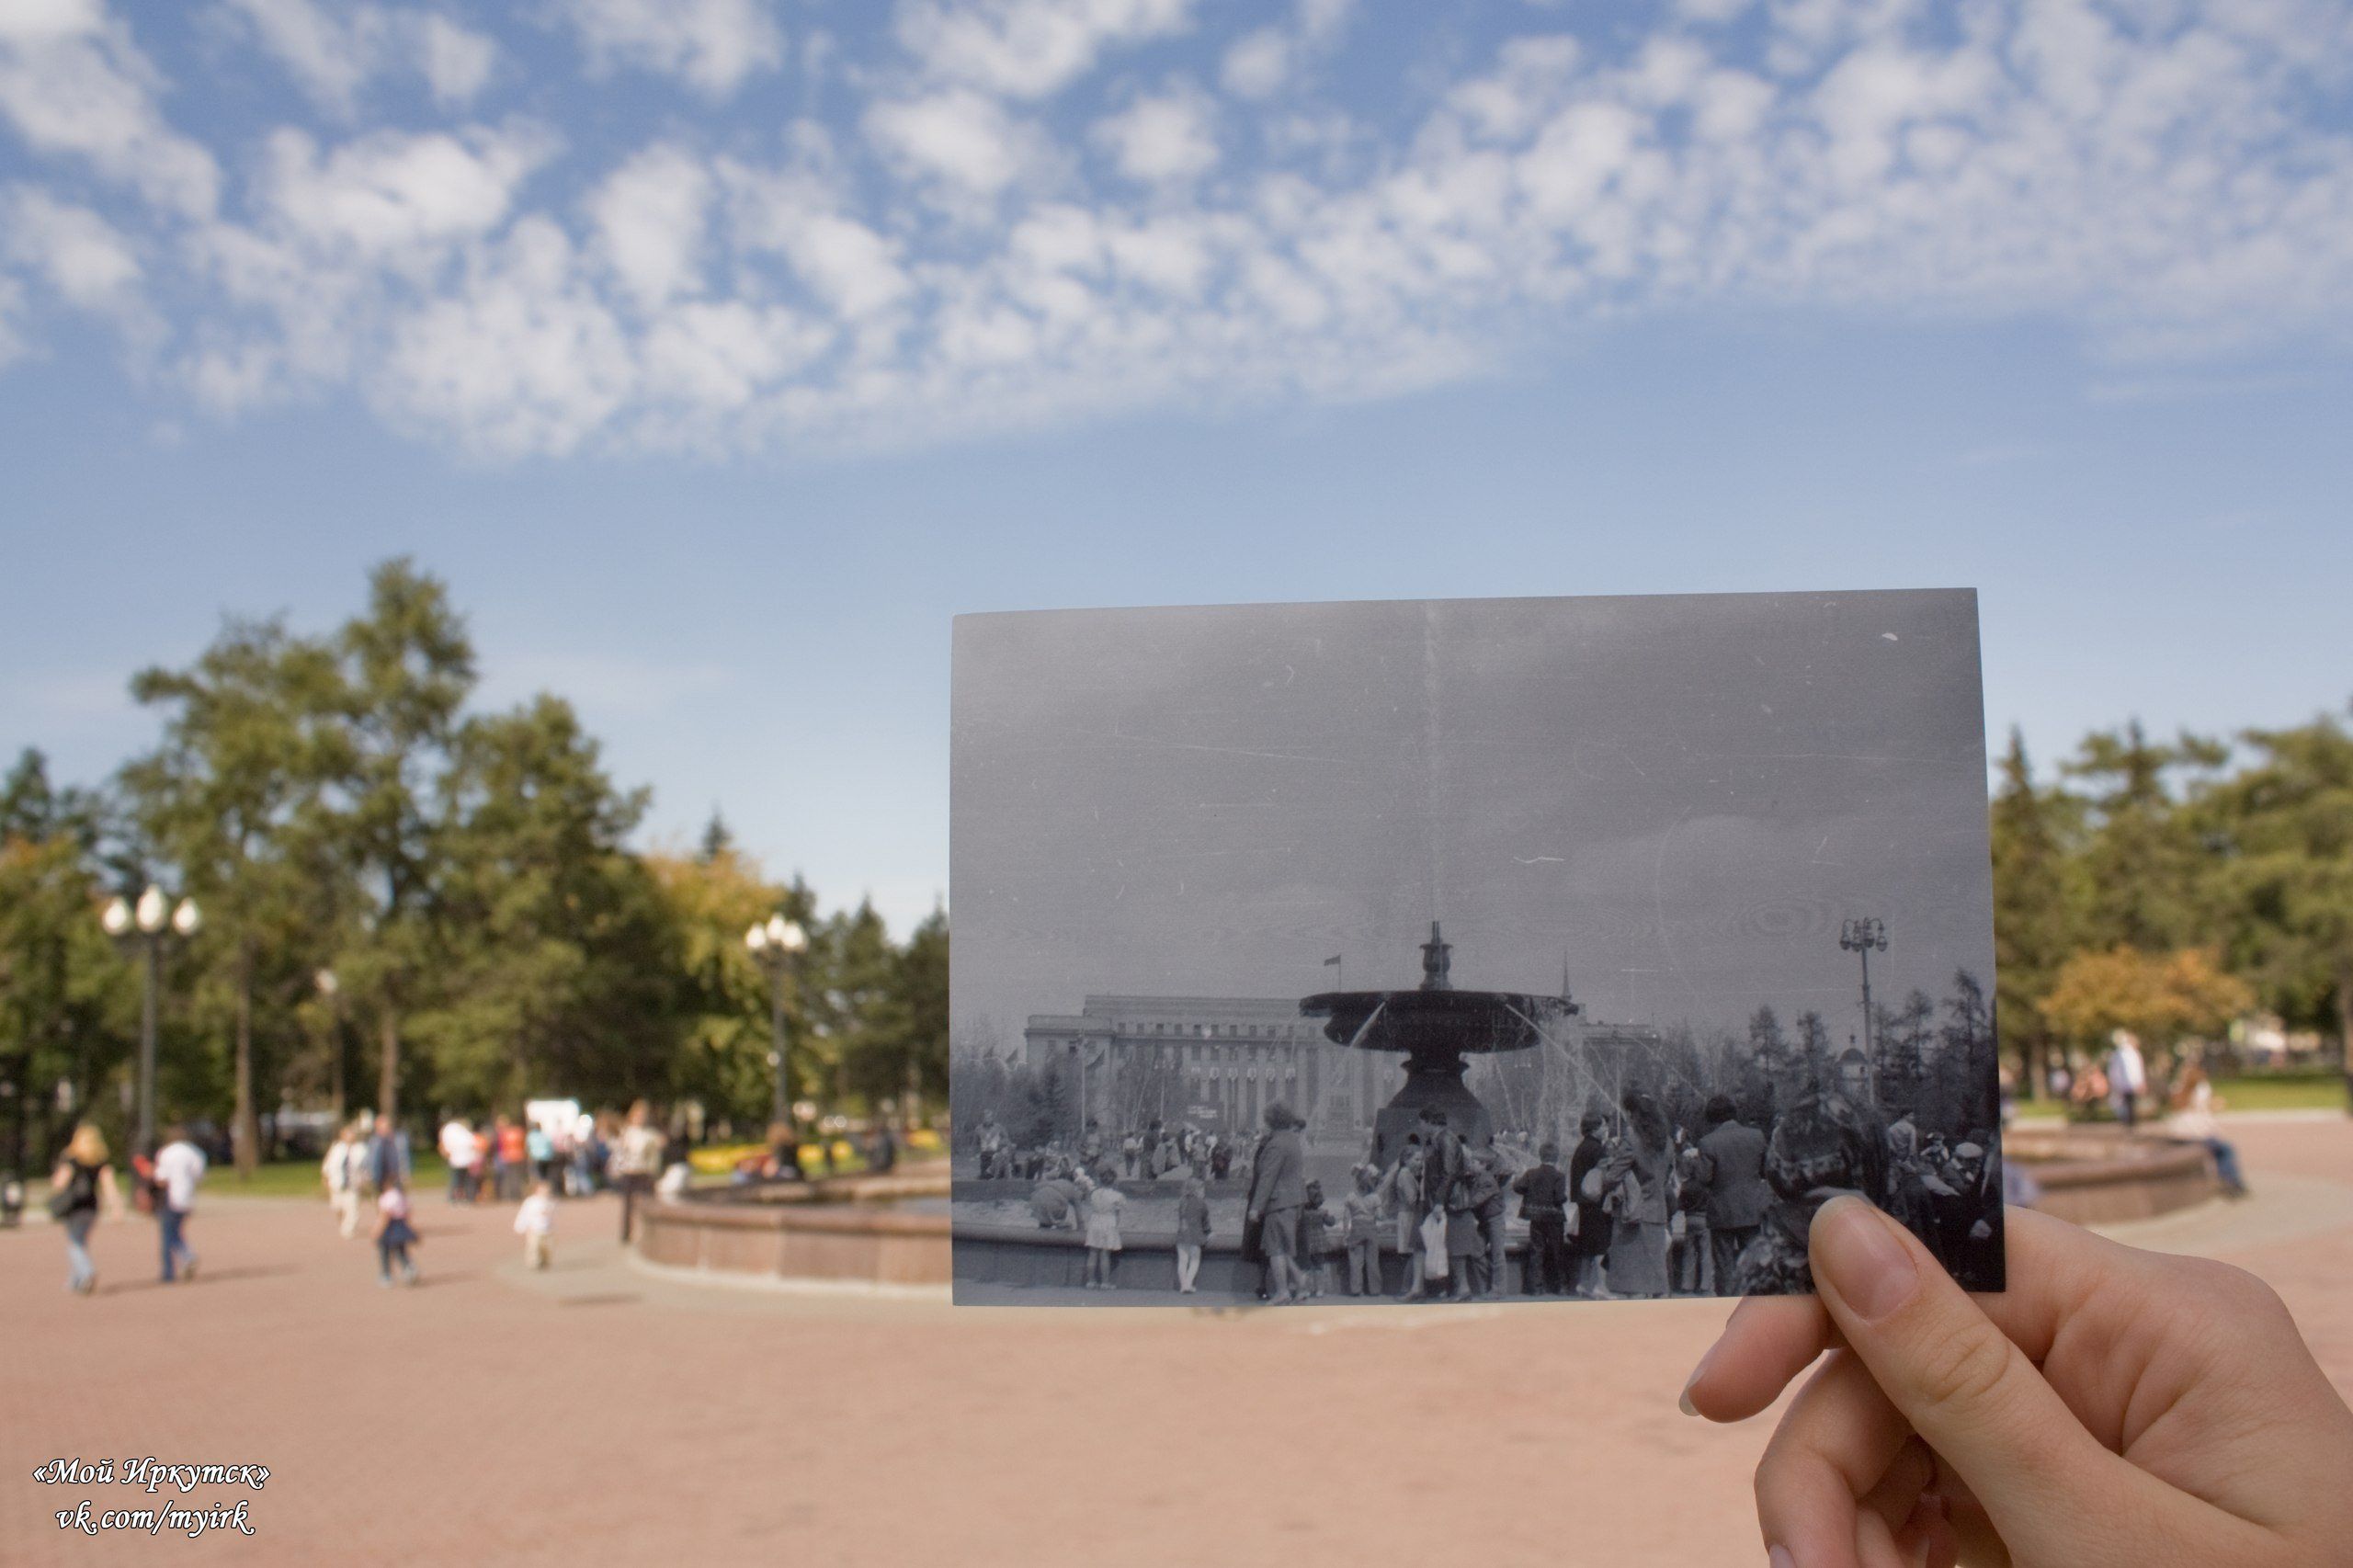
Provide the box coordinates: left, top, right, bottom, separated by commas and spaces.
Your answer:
44, 1120, 207, 1294
1013, 1081, 2012, 1303
973, 1109, 1253, 1187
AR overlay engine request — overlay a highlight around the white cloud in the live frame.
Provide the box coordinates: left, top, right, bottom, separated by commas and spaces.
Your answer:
3, 185, 142, 311
378, 215, 634, 454
0, 275, 27, 369
6, 0, 2353, 460
1094, 83, 1218, 185
550, 0, 782, 98
894, 0, 1195, 99
0, 0, 219, 215
587, 142, 711, 307
221, 0, 497, 113
261, 123, 556, 265
1220, 28, 1288, 98
865, 89, 1043, 199
1218, 0, 1352, 101
415, 15, 496, 101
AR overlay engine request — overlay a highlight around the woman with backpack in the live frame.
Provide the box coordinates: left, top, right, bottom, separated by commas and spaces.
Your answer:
49, 1122, 127, 1295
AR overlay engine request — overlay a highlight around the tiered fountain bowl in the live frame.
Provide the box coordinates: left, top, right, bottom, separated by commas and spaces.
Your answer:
1302, 923, 1557, 1167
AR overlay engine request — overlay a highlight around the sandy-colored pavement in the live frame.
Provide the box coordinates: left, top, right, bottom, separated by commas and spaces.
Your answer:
5, 1117, 2349, 1568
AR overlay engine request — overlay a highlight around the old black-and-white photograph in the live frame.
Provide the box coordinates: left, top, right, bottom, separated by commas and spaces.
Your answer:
949, 590, 2003, 1305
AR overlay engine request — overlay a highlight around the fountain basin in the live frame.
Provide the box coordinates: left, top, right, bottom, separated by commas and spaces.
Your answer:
2005, 1128, 2221, 1225
633, 1171, 954, 1289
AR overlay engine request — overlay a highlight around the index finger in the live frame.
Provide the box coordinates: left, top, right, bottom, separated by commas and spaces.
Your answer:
1682, 1207, 2114, 1423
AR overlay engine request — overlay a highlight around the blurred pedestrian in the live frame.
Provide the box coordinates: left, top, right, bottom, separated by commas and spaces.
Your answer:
50, 1122, 125, 1295
373, 1173, 418, 1286
153, 1123, 207, 1284
2106, 1030, 2148, 1130
323, 1121, 367, 1239
515, 1179, 555, 1269
438, 1115, 477, 1202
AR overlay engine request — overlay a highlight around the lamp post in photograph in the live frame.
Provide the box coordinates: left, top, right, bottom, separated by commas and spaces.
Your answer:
1839, 915, 1889, 1064
103, 884, 200, 1151
745, 914, 807, 1136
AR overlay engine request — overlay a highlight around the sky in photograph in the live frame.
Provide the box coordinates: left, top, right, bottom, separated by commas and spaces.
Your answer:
3, 0, 2352, 933
954, 590, 1995, 1040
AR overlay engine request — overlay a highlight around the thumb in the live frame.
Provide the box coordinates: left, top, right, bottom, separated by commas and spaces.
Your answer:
1806, 1196, 2145, 1549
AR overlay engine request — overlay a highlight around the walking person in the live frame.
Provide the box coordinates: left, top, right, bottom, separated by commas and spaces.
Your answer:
1696, 1095, 1768, 1294
1244, 1101, 1308, 1304
153, 1123, 207, 1284
364, 1113, 408, 1194
2107, 1029, 2149, 1130
372, 1173, 419, 1286
1175, 1176, 1210, 1294
612, 1100, 665, 1243
322, 1121, 367, 1240
50, 1123, 126, 1295
515, 1178, 555, 1269
438, 1115, 478, 1202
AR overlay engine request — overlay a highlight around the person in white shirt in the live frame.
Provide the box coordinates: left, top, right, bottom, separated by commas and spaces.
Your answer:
438, 1117, 480, 1203
153, 1126, 207, 1284
2107, 1031, 2150, 1131
514, 1180, 556, 1269
322, 1123, 366, 1239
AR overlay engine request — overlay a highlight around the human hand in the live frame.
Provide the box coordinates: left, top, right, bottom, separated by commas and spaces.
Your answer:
1681, 1198, 2353, 1567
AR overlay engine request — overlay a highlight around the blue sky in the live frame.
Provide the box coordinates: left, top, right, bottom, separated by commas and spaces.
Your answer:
3, 0, 2351, 932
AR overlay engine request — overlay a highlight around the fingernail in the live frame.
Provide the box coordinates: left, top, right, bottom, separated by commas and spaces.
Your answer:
1768, 1546, 1797, 1568
1678, 1340, 1717, 1416
1812, 1195, 1919, 1322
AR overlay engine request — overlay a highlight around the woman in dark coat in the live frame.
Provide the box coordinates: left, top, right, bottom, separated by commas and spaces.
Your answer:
1565, 1111, 1614, 1298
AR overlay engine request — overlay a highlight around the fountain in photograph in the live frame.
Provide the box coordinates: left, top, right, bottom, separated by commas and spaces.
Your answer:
1302, 923, 1570, 1166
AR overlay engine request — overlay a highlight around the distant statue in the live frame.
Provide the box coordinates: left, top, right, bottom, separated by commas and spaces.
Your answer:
1419, 921, 1453, 991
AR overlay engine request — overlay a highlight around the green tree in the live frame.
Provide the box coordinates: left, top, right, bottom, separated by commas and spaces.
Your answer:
825, 898, 909, 1117
325, 560, 474, 1124
0, 755, 131, 1174
2200, 712, 2353, 1053
646, 846, 804, 1129
1989, 728, 2087, 1096
410, 696, 674, 1110
2065, 720, 2223, 952
124, 619, 344, 1175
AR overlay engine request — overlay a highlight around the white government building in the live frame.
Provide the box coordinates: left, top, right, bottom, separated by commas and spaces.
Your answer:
1021, 994, 1401, 1146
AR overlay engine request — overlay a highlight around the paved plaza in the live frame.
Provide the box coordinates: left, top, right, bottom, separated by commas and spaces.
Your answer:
6, 1116, 2349, 1567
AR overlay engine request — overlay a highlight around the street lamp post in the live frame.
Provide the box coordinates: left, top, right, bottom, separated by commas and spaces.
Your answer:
745, 915, 807, 1135
102, 884, 200, 1152
1839, 916, 1889, 1065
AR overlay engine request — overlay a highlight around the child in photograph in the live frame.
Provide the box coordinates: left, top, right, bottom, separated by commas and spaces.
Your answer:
1175, 1176, 1210, 1294
515, 1179, 555, 1269
1297, 1180, 1333, 1298
1343, 1164, 1384, 1297
1081, 1172, 1124, 1290
373, 1175, 419, 1287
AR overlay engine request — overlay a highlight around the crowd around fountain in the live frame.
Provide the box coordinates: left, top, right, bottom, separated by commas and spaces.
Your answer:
967, 1078, 2016, 1301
